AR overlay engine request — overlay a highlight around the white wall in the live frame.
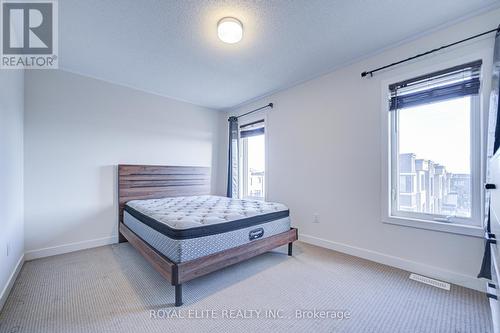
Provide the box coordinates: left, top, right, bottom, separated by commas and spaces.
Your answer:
217, 9, 500, 290
24, 70, 221, 259
0, 70, 24, 310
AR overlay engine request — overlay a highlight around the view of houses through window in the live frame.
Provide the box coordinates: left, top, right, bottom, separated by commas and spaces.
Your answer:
398, 153, 471, 218
396, 97, 472, 219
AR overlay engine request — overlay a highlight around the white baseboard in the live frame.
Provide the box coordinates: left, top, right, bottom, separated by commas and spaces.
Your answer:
25, 236, 117, 261
0, 254, 24, 313
20, 233, 483, 291
299, 234, 484, 292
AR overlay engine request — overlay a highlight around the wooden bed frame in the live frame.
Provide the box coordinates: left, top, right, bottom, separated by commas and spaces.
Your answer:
118, 164, 298, 306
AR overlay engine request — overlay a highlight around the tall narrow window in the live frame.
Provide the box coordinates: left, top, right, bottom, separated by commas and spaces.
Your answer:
240, 120, 265, 200
389, 60, 481, 226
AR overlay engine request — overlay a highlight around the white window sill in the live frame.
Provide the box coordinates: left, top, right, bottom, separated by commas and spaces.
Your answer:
382, 215, 484, 238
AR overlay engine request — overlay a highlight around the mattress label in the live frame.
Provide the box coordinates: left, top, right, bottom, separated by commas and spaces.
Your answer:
249, 228, 264, 241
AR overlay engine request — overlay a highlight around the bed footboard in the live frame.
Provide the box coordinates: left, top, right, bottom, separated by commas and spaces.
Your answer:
119, 223, 298, 306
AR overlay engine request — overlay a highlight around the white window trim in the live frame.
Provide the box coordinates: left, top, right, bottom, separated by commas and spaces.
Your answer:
380, 54, 489, 238
389, 96, 481, 224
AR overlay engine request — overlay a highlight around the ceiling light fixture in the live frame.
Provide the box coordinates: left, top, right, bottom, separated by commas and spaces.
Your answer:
217, 17, 243, 44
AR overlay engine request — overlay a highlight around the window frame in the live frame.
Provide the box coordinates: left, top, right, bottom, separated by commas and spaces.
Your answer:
380, 55, 487, 238
239, 118, 267, 201
389, 95, 481, 225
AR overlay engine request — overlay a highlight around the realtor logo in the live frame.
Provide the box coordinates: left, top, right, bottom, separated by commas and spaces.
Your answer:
1, 0, 58, 69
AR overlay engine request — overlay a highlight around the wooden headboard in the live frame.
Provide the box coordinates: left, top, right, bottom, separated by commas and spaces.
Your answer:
118, 164, 211, 223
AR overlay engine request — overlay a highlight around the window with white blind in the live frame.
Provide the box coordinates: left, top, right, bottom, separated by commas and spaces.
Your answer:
388, 60, 482, 227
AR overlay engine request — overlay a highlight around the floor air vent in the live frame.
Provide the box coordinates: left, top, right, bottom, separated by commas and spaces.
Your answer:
409, 273, 450, 291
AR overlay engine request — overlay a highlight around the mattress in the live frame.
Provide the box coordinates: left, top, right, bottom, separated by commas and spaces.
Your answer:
123, 195, 291, 263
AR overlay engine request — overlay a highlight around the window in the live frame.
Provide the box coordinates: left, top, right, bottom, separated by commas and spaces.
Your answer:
420, 174, 426, 192
240, 120, 265, 200
399, 175, 414, 193
389, 60, 481, 227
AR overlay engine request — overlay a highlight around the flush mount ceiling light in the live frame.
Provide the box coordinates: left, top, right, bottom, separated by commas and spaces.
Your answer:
217, 17, 243, 44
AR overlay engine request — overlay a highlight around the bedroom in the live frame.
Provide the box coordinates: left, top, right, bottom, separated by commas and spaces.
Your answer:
1, 0, 500, 332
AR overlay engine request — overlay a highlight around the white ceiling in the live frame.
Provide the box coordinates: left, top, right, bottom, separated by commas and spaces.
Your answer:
60, 0, 500, 110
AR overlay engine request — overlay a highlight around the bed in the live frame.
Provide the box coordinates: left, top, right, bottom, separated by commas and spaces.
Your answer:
117, 164, 298, 306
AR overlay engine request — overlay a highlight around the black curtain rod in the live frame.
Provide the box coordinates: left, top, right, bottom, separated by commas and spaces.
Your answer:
361, 25, 500, 78
230, 103, 273, 120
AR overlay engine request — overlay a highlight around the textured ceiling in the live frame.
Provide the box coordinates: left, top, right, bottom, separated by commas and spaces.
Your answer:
59, 0, 500, 109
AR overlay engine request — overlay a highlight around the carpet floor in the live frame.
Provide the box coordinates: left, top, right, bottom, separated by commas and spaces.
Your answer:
0, 242, 492, 333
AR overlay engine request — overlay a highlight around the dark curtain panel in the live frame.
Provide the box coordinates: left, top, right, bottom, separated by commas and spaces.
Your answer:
477, 243, 492, 280
226, 116, 239, 198
478, 202, 492, 279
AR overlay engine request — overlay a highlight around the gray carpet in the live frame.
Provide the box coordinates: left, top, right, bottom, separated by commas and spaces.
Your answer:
0, 242, 492, 333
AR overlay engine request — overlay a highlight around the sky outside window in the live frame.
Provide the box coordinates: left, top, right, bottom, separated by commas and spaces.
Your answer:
399, 97, 471, 174
247, 135, 265, 172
